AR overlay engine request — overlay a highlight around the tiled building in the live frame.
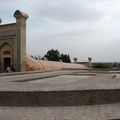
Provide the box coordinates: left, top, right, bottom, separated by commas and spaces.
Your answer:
0, 10, 28, 72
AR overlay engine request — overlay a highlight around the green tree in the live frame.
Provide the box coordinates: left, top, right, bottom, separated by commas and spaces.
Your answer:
92, 62, 113, 68
31, 55, 41, 60
44, 49, 60, 61
60, 54, 71, 63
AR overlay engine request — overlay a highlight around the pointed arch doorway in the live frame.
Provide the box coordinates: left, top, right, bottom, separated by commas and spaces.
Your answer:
0, 43, 13, 72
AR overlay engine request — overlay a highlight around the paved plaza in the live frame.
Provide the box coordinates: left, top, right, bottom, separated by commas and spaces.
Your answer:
0, 70, 120, 119
0, 70, 120, 91
0, 104, 120, 120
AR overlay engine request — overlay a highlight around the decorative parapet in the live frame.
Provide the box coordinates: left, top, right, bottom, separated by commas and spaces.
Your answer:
0, 30, 16, 37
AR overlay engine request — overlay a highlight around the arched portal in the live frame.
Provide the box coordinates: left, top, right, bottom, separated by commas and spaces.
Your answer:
0, 43, 13, 72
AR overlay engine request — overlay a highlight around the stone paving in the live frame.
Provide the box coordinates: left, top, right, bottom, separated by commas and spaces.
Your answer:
0, 70, 119, 91
0, 70, 120, 119
0, 104, 120, 120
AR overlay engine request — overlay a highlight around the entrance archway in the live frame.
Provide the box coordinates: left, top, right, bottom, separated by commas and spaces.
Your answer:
3, 57, 11, 70
0, 43, 13, 72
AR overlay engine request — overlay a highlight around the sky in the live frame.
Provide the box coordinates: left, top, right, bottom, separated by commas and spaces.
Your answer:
1, 0, 120, 62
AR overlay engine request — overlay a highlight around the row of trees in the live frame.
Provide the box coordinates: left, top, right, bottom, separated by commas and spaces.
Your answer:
31, 49, 71, 63
92, 62, 120, 69
92, 63, 113, 68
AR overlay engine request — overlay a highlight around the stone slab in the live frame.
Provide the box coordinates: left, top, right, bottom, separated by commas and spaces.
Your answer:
0, 104, 120, 120
0, 71, 119, 91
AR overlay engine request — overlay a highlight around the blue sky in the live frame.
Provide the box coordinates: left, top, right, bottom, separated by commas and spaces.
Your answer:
1, 0, 120, 62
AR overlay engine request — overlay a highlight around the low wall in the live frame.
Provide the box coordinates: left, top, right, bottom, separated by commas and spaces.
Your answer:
0, 89, 120, 106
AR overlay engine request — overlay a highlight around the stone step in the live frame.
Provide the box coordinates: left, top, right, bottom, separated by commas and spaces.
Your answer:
0, 89, 120, 106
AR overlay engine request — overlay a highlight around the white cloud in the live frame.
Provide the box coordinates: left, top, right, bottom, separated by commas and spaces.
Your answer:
1, 0, 120, 62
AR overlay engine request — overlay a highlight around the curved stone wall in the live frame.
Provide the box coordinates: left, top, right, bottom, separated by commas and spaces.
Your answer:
26, 55, 89, 71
